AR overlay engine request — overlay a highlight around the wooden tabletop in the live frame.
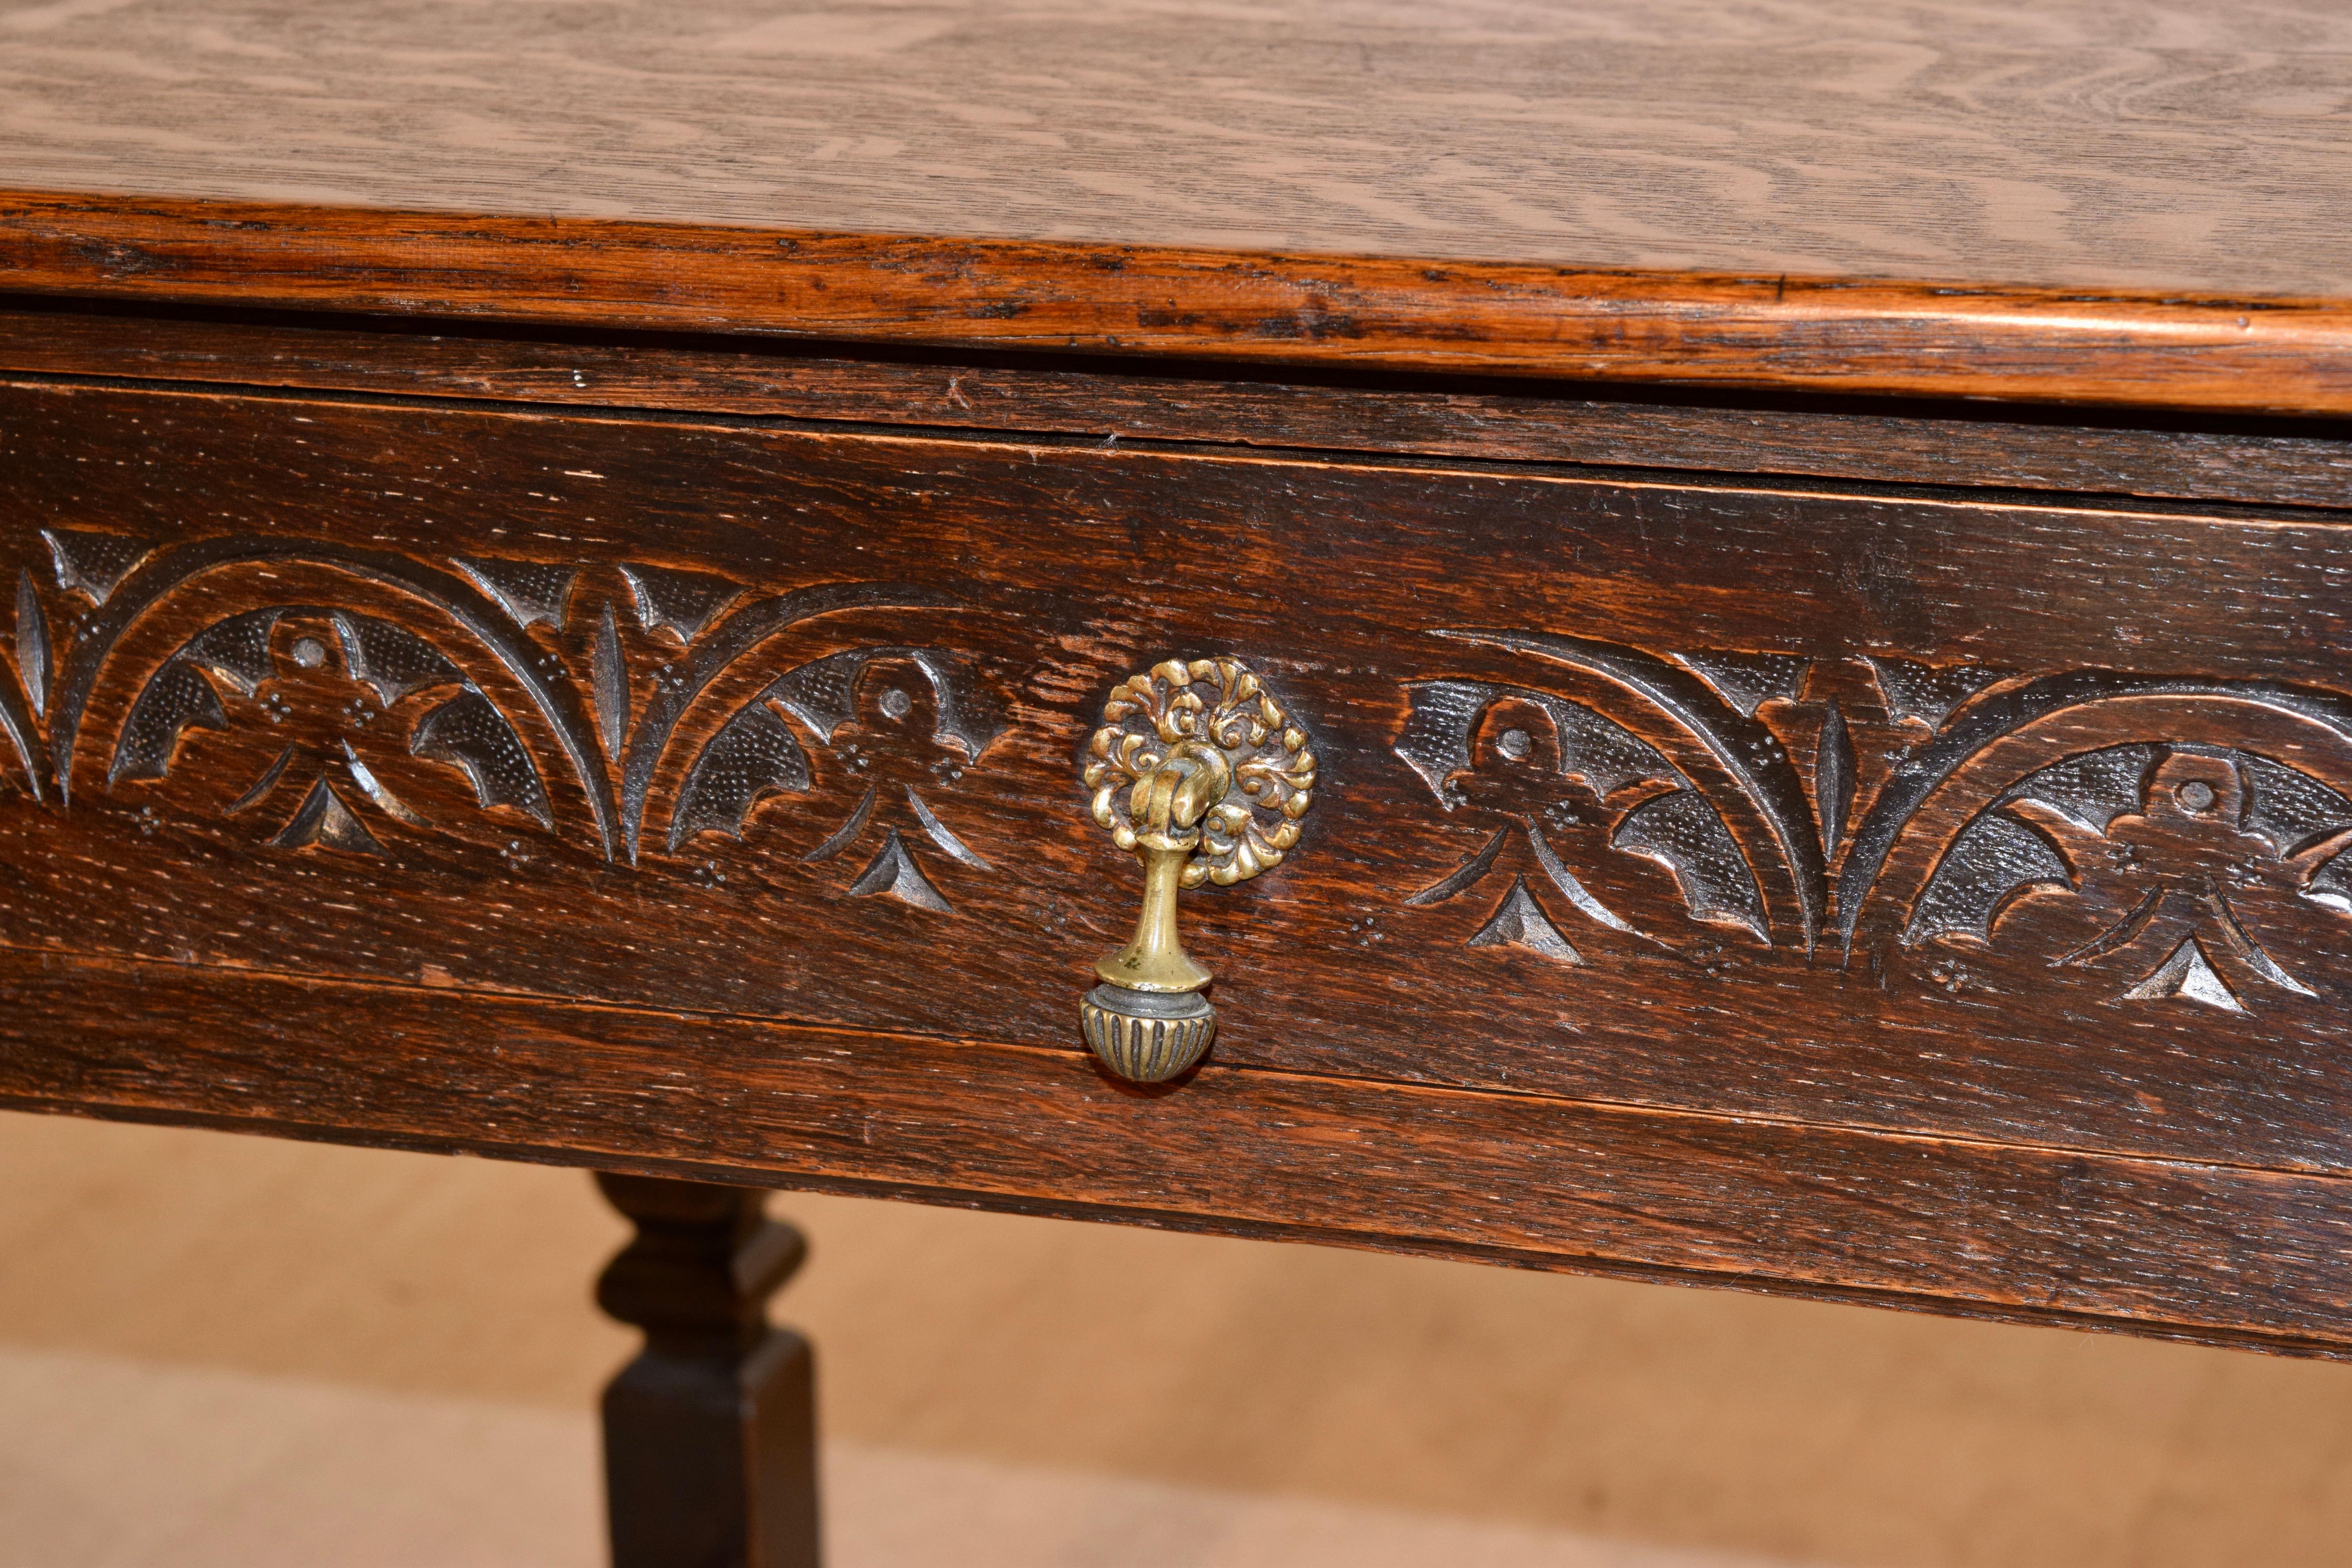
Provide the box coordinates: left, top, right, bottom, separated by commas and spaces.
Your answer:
7, 0, 2349, 293
4, 0, 2352, 413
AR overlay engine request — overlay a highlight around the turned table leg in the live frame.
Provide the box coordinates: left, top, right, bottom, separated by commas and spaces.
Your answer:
593, 1172, 821, 1568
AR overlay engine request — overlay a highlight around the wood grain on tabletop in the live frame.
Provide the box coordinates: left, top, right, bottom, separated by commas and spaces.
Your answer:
6, 380, 2352, 1185
2, 0, 2349, 298
5, 308, 2350, 510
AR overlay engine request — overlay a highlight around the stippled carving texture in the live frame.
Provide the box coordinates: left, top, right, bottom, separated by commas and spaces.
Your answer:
0, 533, 1006, 914
1396, 631, 2352, 1027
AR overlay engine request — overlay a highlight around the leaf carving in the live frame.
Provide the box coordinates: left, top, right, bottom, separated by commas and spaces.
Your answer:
1610, 788, 1768, 943
668, 699, 811, 851
769, 646, 1006, 762
619, 563, 743, 645
109, 661, 227, 786
333, 612, 465, 707
42, 528, 153, 606
454, 556, 579, 631
1903, 813, 2072, 946
411, 687, 553, 828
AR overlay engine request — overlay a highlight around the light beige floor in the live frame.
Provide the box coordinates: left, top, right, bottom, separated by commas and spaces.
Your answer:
0, 1111, 2348, 1566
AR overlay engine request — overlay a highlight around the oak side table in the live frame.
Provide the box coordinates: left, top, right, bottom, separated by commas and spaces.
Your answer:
3, 4, 2350, 1561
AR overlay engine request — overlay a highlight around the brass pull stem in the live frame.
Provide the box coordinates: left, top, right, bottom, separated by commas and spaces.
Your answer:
1095, 743, 1228, 994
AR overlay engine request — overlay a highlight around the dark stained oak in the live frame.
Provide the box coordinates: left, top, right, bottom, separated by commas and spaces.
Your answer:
13, 7, 2352, 1557
3, 0, 2349, 297
596, 1174, 820, 1568
5, 194, 2352, 415
3, 951, 2351, 1361
2, 306, 2347, 511
4, 379, 2352, 1190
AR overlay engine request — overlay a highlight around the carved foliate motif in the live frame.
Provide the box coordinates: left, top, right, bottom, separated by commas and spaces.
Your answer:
103, 606, 550, 857
1396, 627, 2352, 1019
1904, 745, 2350, 1013
667, 645, 1006, 912
0, 529, 1009, 914
1396, 679, 1747, 958
9, 515, 2352, 1027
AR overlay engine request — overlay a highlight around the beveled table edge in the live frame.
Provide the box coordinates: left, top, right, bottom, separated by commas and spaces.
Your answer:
4, 189, 2350, 417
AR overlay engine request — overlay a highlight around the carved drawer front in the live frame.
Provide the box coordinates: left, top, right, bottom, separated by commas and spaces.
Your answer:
6, 381, 2351, 1179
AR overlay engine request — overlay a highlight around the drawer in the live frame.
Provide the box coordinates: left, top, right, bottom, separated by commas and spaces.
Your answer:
4, 377, 2351, 1352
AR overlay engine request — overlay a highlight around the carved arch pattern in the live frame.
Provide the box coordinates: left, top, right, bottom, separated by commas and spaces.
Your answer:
10, 532, 2351, 1017
1396, 629, 2352, 1018
0, 529, 1014, 915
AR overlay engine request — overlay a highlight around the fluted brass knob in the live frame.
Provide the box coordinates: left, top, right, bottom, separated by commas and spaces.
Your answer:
1079, 658, 1316, 1082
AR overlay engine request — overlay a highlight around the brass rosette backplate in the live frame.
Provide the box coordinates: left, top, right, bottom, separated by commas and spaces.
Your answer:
1085, 657, 1316, 883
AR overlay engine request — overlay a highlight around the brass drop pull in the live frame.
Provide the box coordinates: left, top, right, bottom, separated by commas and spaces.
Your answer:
1080, 658, 1316, 1082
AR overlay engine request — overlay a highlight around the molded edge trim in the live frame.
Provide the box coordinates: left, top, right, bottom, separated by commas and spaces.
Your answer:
14, 1091, 2351, 1364
3, 189, 2350, 416
3, 946, 2350, 1354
